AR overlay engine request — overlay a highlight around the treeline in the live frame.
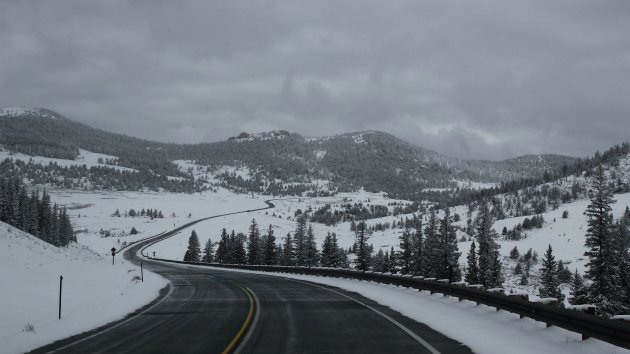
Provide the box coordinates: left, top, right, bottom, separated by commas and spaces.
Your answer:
370, 205, 502, 288
112, 208, 164, 219
185, 217, 350, 268
189, 204, 503, 289
0, 111, 187, 177
218, 172, 337, 197
1, 158, 207, 193
1, 110, 596, 202
442, 143, 630, 208
309, 203, 391, 225
0, 176, 75, 246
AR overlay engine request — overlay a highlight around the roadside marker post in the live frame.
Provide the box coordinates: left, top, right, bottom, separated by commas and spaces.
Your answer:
58, 275, 63, 320
141, 263, 144, 282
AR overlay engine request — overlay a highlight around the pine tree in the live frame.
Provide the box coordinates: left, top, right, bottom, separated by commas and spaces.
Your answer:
261, 224, 277, 266
293, 215, 308, 266
476, 203, 502, 288
612, 221, 630, 309
372, 249, 386, 272
539, 245, 563, 301
583, 166, 625, 315
321, 232, 343, 268
183, 250, 192, 262
622, 206, 630, 227
281, 233, 295, 266
398, 228, 413, 274
231, 231, 247, 264
388, 246, 398, 273
569, 270, 589, 305
423, 209, 441, 278
247, 219, 261, 265
202, 237, 214, 263
383, 249, 391, 272
354, 221, 370, 271
215, 228, 229, 263
411, 222, 424, 275
465, 241, 479, 284
305, 225, 319, 267
185, 230, 201, 262
438, 209, 461, 281
509, 246, 519, 260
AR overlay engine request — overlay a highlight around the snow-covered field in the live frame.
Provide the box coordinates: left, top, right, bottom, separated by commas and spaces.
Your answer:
0, 222, 167, 354
190, 265, 630, 354
4, 180, 629, 353
51, 188, 264, 255
143, 188, 630, 303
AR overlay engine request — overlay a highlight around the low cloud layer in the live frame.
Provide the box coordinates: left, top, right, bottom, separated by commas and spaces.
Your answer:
1, 1, 629, 160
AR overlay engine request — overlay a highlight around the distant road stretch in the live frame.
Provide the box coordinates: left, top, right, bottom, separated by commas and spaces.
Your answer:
31, 200, 472, 354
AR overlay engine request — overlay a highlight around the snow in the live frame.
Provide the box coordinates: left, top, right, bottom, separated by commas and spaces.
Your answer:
112, 185, 630, 305
51, 188, 265, 256
455, 192, 630, 302
0, 176, 630, 353
451, 179, 497, 190
0, 222, 168, 354
0, 107, 56, 119
207, 266, 630, 354
0, 148, 137, 173
144, 191, 403, 260
313, 150, 327, 159
352, 132, 369, 144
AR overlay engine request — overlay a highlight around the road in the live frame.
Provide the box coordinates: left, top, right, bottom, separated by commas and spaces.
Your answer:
30, 202, 473, 354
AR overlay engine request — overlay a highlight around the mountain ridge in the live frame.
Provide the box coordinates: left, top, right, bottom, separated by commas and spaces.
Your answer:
0, 107, 582, 199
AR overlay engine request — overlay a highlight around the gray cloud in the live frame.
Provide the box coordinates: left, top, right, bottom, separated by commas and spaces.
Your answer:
1, 0, 629, 160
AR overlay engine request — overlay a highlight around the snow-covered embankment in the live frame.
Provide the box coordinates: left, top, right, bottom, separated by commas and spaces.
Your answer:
0, 222, 168, 354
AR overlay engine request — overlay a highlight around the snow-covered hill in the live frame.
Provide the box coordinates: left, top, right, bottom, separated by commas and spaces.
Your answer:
0, 107, 58, 119
0, 222, 167, 354
0, 107, 577, 198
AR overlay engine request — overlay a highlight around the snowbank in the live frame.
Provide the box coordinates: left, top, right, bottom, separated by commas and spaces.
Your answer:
0, 222, 168, 354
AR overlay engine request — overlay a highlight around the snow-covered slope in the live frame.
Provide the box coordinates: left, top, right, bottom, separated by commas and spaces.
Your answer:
0, 107, 58, 119
0, 147, 137, 172
0, 222, 167, 354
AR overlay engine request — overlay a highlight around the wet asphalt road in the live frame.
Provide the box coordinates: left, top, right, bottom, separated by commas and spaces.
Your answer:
30, 203, 473, 354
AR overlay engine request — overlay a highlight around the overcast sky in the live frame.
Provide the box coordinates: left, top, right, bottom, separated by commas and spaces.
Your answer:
1, 1, 629, 160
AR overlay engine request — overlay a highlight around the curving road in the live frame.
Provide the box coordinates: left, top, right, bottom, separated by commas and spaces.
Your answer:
30, 202, 472, 354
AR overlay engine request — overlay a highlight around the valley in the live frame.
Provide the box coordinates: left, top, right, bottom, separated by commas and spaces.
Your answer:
1, 108, 629, 353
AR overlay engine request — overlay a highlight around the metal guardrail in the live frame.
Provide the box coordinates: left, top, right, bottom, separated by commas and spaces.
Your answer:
148, 260, 630, 350
132, 197, 630, 350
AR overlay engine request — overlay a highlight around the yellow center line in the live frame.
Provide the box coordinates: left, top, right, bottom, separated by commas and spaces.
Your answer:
222, 283, 255, 354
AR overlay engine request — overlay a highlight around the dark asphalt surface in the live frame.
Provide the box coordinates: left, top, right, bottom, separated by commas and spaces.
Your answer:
30, 204, 473, 354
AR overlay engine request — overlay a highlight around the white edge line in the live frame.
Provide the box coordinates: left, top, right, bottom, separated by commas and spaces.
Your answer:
290, 279, 442, 354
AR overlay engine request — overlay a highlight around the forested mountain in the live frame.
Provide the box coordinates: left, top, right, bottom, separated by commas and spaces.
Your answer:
0, 107, 579, 198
